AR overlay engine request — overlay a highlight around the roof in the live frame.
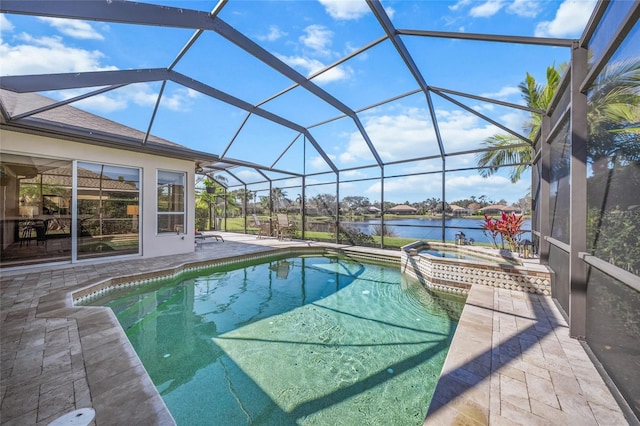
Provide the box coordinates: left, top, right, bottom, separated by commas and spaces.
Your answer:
388, 204, 417, 212
1, 89, 219, 166
478, 204, 520, 212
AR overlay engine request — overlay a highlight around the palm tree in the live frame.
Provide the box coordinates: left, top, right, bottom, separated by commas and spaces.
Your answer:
476, 65, 563, 182
586, 57, 640, 173
231, 188, 250, 218
477, 59, 640, 182
196, 175, 228, 230
271, 187, 287, 213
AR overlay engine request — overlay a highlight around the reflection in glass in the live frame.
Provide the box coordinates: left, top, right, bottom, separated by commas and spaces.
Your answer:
0, 154, 73, 267
586, 27, 640, 275
157, 170, 186, 234
77, 162, 140, 259
549, 120, 571, 244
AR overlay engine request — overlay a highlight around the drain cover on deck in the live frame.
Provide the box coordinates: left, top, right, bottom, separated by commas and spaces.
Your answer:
48, 408, 95, 426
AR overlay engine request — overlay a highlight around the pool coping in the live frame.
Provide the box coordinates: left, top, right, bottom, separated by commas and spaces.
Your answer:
71, 246, 402, 304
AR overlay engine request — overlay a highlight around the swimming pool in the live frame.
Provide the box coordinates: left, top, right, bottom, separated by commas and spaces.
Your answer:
85, 253, 466, 425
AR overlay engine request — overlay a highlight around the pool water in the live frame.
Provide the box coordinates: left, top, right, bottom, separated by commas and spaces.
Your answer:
87, 254, 465, 425
421, 248, 491, 261
420, 248, 518, 264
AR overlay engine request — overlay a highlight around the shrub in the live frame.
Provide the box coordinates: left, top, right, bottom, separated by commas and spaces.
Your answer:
335, 225, 374, 246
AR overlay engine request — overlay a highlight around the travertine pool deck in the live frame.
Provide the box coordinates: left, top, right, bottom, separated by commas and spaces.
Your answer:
0, 232, 629, 425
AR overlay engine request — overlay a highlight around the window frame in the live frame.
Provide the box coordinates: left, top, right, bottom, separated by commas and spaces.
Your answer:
156, 169, 187, 235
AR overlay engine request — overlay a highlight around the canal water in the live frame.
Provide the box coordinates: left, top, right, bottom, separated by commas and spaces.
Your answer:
341, 217, 532, 244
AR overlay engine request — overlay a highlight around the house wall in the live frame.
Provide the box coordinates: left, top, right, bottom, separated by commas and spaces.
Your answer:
1, 130, 196, 259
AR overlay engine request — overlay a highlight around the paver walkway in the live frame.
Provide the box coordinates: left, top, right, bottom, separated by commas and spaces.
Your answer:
0, 232, 630, 425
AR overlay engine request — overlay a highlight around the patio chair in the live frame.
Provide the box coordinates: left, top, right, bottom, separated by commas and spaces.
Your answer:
195, 229, 224, 246
34, 219, 51, 247
269, 259, 292, 279
276, 214, 293, 240
20, 219, 50, 247
252, 214, 271, 239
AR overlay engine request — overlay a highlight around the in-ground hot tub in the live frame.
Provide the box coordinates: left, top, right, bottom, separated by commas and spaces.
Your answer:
401, 241, 550, 295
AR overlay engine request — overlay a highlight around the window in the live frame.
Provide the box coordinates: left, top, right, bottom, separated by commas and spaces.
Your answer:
157, 170, 186, 234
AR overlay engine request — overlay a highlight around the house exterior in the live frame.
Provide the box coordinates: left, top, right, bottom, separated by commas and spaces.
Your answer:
478, 204, 521, 215
387, 204, 417, 215
0, 90, 218, 269
449, 204, 471, 216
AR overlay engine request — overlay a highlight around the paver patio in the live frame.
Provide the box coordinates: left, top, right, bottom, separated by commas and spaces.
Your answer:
0, 232, 629, 425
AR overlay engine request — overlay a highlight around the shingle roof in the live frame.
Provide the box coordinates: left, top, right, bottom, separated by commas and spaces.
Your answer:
0, 89, 218, 164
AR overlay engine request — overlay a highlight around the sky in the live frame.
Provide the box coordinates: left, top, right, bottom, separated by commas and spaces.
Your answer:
0, 0, 598, 205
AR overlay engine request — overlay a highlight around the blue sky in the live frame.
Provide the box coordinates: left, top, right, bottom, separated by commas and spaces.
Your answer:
0, 0, 597, 204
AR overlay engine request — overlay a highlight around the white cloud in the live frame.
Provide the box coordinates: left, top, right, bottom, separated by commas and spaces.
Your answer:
480, 86, 522, 101
363, 174, 442, 202
300, 24, 333, 57
1, 32, 196, 113
279, 55, 324, 74
67, 85, 197, 114
469, 0, 505, 18
0, 34, 114, 75
258, 25, 287, 42
506, 0, 542, 18
457, 0, 542, 19
341, 169, 366, 178
443, 172, 529, 202
278, 54, 351, 83
310, 154, 336, 170
312, 65, 351, 84
384, 6, 395, 19
156, 87, 200, 112
1, 14, 15, 33
38, 17, 104, 40
74, 93, 127, 113
341, 107, 504, 165
235, 169, 264, 183
436, 110, 500, 151
361, 170, 529, 204
278, 24, 355, 83
449, 0, 473, 12
535, 0, 597, 38
318, 0, 370, 20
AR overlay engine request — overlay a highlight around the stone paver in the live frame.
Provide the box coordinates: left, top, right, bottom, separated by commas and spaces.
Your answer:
1, 232, 630, 425
425, 285, 629, 426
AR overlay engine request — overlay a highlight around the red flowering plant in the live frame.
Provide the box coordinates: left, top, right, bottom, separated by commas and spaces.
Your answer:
482, 214, 501, 249
482, 212, 524, 251
496, 212, 524, 252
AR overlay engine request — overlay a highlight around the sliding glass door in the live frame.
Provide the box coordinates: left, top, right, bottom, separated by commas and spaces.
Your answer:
0, 154, 73, 267
76, 162, 141, 260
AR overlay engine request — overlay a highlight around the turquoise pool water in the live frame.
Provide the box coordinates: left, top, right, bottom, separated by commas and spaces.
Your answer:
420, 248, 493, 262
420, 248, 519, 264
87, 254, 466, 425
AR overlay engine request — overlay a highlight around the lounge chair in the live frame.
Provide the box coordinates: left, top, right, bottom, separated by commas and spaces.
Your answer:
276, 214, 293, 240
252, 214, 271, 238
195, 230, 224, 245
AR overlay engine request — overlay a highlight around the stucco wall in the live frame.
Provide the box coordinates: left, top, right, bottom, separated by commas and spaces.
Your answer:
1, 130, 196, 259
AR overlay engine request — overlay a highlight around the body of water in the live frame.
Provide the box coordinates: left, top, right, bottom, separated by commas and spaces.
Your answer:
342, 217, 532, 244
